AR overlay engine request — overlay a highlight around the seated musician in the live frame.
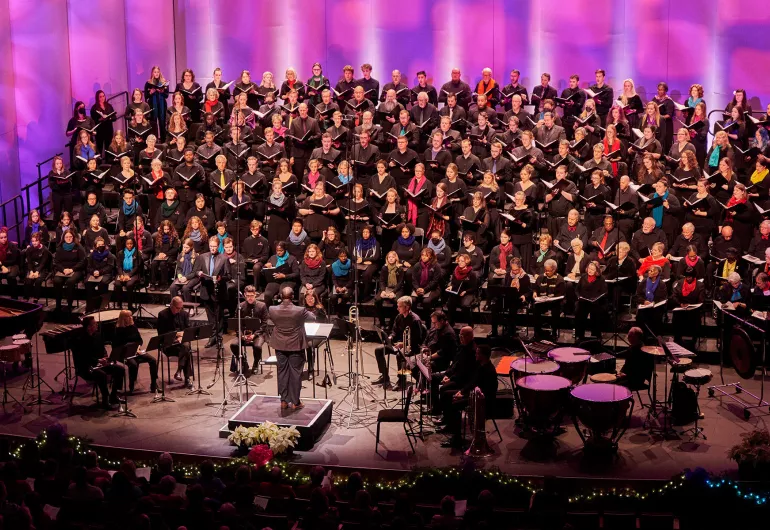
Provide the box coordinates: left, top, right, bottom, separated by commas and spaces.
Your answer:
635, 265, 668, 335
438, 345, 497, 449
716, 272, 751, 316
637, 241, 671, 280
616, 327, 653, 390
157, 296, 193, 389
74, 315, 125, 410
533, 259, 566, 340
415, 310, 458, 384
489, 256, 530, 339
671, 266, 705, 347
113, 310, 157, 394
373, 296, 423, 391
433, 326, 477, 416
229, 285, 269, 375
445, 254, 478, 326
374, 251, 406, 329
575, 260, 609, 341
752, 273, 770, 312
410, 248, 444, 315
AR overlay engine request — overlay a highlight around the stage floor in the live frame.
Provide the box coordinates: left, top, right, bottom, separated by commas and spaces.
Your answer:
0, 321, 767, 481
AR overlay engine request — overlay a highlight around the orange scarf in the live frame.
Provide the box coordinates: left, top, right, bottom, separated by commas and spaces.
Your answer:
477, 79, 496, 96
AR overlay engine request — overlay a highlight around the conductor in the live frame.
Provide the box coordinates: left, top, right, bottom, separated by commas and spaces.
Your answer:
268, 286, 310, 410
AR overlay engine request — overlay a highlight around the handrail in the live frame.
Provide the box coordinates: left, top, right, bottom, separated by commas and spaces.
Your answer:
707, 109, 766, 136
106, 90, 131, 121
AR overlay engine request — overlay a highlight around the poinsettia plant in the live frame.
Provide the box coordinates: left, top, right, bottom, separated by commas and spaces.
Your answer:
227, 422, 300, 455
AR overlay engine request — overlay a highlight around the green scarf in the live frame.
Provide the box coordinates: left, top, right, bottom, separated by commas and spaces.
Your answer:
387, 263, 399, 288
161, 200, 179, 218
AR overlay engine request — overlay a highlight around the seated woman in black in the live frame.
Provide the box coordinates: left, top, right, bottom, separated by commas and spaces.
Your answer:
374, 251, 406, 329
671, 266, 706, 347
85, 237, 115, 311
676, 244, 706, 280
24, 232, 51, 303
532, 233, 559, 278
392, 223, 421, 269
150, 220, 181, 289
489, 254, 531, 339
635, 264, 668, 335
410, 247, 444, 314
115, 237, 144, 311
329, 249, 354, 318
0, 228, 21, 298
299, 244, 327, 300
575, 260, 609, 341
24, 209, 49, 248
445, 253, 478, 326
319, 225, 346, 265
426, 228, 453, 276
353, 225, 381, 300
81, 213, 109, 251
113, 310, 157, 394
52, 230, 86, 312
263, 241, 300, 303
169, 238, 198, 301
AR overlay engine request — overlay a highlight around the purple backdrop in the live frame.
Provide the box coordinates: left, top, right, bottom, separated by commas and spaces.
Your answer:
2, 0, 770, 208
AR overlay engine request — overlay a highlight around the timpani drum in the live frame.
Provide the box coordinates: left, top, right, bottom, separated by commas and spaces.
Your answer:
589, 373, 617, 384
548, 347, 591, 385
671, 357, 693, 373
515, 374, 571, 435
0, 344, 22, 363
510, 358, 560, 380
570, 383, 633, 452
12, 334, 26, 341
12, 339, 31, 357
683, 368, 713, 387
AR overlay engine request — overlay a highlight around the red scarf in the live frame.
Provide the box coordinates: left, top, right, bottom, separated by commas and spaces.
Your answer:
288, 80, 296, 89
587, 274, 597, 283
304, 256, 323, 269
603, 138, 620, 176
152, 170, 165, 199
725, 195, 747, 220
407, 176, 425, 225
598, 231, 609, 259
685, 255, 699, 268
307, 171, 321, 190
637, 256, 668, 276
0, 240, 7, 262
204, 99, 218, 113
454, 264, 472, 281
498, 242, 513, 270
133, 227, 144, 251
681, 278, 697, 297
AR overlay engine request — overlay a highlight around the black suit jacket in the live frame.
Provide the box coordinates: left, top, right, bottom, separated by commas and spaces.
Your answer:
157, 307, 190, 336
193, 252, 231, 300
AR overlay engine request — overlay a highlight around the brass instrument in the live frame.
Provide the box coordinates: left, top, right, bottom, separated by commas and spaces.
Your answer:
397, 326, 412, 377
348, 305, 358, 323
466, 387, 494, 457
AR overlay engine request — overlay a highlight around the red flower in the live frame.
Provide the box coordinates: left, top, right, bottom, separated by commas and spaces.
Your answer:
247, 444, 274, 467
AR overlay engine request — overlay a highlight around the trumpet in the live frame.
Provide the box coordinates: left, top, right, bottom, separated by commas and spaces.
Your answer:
403, 325, 411, 355
348, 305, 358, 323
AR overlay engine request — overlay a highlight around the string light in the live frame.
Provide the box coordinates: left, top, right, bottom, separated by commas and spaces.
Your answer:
6, 430, 770, 506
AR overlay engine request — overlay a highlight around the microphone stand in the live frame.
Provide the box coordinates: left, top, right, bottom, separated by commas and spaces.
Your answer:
205, 275, 234, 416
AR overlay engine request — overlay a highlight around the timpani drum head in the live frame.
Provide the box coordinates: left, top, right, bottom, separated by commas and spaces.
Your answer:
683, 368, 713, 386
510, 358, 560, 377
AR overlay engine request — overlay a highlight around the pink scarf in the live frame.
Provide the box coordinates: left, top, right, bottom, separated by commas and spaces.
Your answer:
407, 176, 425, 225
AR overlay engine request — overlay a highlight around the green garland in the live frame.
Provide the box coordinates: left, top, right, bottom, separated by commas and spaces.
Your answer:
7, 429, 770, 508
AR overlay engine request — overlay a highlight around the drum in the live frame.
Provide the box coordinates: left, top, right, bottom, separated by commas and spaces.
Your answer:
515, 374, 571, 434
510, 358, 559, 380
0, 344, 22, 363
12, 339, 31, 356
548, 347, 591, 385
11, 334, 26, 341
589, 373, 617, 384
571, 383, 633, 452
683, 368, 713, 387
671, 357, 693, 373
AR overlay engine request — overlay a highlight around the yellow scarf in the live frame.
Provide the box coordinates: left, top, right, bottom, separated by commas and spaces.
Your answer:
751, 168, 768, 184
722, 260, 737, 278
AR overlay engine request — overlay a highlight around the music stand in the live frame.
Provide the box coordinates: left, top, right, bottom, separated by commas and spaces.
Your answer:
305, 322, 335, 399
25, 310, 54, 407
228, 317, 260, 400
145, 331, 178, 403
109, 342, 139, 418
415, 354, 432, 438
183, 325, 212, 396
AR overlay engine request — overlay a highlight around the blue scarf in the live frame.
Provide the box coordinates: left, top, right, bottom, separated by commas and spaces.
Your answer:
31, 224, 40, 234
122, 200, 136, 216
275, 252, 289, 268
357, 236, 377, 253
62, 241, 75, 251
687, 96, 702, 108
427, 237, 446, 255
162, 234, 170, 245
337, 173, 352, 185
288, 229, 307, 245
731, 284, 743, 302
122, 247, 135, 272
332, 258, 351, 277
189, 229, 202, 242
217, 233, 228, 253
181, 252, 193, 276
645, 276, 660, 302
651, 190, 668, 228
92, 248, 109, 262
397, 234, 415, 246
708, 145, 721, 168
